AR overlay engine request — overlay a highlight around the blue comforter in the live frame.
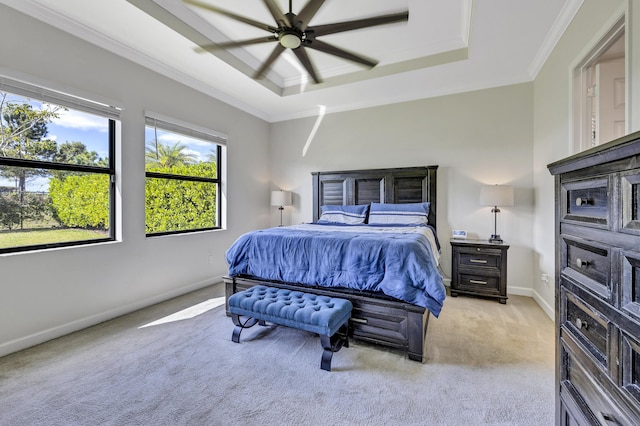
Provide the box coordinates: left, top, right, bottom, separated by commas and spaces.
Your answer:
225, 223, 446, 317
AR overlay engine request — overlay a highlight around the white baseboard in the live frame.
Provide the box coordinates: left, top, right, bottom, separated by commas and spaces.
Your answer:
532, 289, 555, 321
506, 286, 532, 297
0, 276, 223, 358
444, 280, 554, 321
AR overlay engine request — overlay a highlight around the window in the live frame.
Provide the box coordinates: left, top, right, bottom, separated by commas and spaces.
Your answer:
144, 114, 224, 236
0, 78, 118, 254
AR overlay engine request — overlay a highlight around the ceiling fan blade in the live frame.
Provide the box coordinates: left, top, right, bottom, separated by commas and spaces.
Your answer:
262, 0, 291, 28
292, 47, 322, 84
253, 44, 286, 79
184, 0, 276, 33
295, 0, 325, 31
304, 39, 377, 68
310, 11, 408, 37
196, 36, 278, 52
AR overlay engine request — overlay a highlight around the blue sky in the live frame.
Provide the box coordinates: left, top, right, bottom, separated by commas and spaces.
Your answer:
1, 94, 109, 158
0, 94, 110, 190
1, 93, 217, 190
144, 127, 217, 163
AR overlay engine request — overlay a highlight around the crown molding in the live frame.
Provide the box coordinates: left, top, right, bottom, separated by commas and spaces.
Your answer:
0, 0, 271, 121
527, 0, 584, 79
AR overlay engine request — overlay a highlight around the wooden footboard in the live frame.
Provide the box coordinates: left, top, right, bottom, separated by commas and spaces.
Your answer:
223, 275, 431, 363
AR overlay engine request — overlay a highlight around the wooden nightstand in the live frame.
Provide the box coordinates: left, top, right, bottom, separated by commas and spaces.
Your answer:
450, 239, 509, 304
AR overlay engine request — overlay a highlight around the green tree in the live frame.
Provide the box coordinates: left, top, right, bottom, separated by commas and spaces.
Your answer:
49, 174, 110, 229
47, 142, 108, 230
0, 92, 62, 228
145, 163, 217, 233
53, 141, 104, 166
0, 191, 20, 230
206, 148, 217, 163
145, 141, 197, 169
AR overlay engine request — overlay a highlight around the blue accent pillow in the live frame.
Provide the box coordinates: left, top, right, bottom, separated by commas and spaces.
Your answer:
368, 202, 430, 225
319, 204, 369, 224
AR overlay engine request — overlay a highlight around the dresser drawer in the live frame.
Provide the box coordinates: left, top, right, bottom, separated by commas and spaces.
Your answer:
561, 286, 610, 368
621, 169, 640, 235
621, 250, 640, 323
562, 177, 610, 227
561, 346, 635, 426
619, 330, 640, 414
562, 235, 612, 301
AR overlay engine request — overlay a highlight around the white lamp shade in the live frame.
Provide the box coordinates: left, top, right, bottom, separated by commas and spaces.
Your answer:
480, 185, 514, 207
271, 190, 292, 207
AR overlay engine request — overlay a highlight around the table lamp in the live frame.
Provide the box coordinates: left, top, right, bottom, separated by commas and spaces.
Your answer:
480, 185, 514, 243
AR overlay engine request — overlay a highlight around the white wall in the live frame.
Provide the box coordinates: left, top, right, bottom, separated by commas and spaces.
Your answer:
269, 83, 535, 299
6, 0, 636, 357
532, 0, 635, 319
0, 6, 270, 356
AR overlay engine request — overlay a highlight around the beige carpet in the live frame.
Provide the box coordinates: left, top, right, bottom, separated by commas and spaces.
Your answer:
0, 283, 554, 425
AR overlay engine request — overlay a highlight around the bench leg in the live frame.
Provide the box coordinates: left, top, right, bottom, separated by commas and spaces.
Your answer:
319, 323, 349, 371
231, 314, 260, 343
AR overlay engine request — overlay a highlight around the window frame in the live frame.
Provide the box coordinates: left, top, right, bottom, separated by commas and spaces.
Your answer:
0, 79, 118, 254
144, 115, 224, 237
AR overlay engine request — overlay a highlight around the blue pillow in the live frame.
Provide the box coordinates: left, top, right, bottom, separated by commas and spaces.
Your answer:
367, 202, 430, 225
319, 204, 369, 224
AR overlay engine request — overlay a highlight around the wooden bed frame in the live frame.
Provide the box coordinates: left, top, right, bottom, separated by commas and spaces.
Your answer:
223, 166, 439, 362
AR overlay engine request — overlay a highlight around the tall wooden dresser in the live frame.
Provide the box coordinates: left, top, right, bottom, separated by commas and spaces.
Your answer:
548, 130, 640, 425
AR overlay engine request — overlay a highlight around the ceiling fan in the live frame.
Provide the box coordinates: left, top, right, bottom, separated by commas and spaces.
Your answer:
184, 0, 409, 84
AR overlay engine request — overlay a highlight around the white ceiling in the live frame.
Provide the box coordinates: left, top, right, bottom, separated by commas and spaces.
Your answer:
1, 0, 582, 122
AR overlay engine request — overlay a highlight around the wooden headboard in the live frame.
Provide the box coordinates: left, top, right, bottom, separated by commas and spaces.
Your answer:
311, 166, 438, 229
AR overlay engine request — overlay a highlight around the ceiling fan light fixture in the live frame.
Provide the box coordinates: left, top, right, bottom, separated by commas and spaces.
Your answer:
279, 32, 301, 49
186, 0, 409, 84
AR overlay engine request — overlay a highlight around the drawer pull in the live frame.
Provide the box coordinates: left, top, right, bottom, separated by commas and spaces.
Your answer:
469, 279, 488, 285
350, 318, 368, 324
575, 318, 588, 330
469, 259, 488, 264
575, 197, 592, 206
575, 258, 589, 268
596, 411, 619, 425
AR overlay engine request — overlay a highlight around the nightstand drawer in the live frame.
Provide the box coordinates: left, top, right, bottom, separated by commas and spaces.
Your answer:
456, 273, 500, 294
458, 251, 501, 269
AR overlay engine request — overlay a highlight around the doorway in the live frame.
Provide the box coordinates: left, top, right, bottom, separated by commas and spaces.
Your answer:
572, 17, 626, 152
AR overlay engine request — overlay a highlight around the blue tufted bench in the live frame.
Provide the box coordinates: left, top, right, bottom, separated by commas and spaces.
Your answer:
228, 285, 352, 371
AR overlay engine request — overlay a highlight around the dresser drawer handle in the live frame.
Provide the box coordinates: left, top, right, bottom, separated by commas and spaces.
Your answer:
469, 279, 487, 285
469, 259, 488, 264
575, 258, 590, 268
596, 411, 619, 425
350, 318, 368, 324
575, 318, 588, 330
575, 197, 592, 206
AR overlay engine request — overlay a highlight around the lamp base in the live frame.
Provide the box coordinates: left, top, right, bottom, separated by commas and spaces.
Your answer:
488, 234, 503, 244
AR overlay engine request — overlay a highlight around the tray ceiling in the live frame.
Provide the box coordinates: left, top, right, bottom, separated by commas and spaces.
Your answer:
0, 0, 582, 122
